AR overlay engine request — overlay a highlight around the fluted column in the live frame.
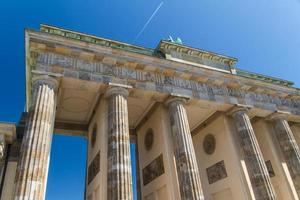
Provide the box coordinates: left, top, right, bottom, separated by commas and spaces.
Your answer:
230, 106, 276, 200
106, 86, 133, 200
166, 97, 204, 200
14, 75, 58, 200
0, 134, 6, 169
0, 135, 5, 161
269, 111, 300, 195
0, 134, 6, 190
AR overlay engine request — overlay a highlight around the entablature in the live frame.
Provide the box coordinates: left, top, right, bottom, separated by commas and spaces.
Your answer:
25, 25, 300, 127
38, 25, 294, 87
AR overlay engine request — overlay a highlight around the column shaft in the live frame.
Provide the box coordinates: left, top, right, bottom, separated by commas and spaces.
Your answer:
231, 108, 276, 200
14, 76, 58, 200
0, 135, 7, 193
167, 98, 204, 200
106, 87, 133, 200
272, 118, 300, 195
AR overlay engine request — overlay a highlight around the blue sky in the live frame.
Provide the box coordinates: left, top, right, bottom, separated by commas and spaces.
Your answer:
1, 0, 300, 199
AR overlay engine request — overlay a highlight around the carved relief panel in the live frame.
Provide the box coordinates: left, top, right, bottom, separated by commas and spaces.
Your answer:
88, 151, 100, 184
206, 160, 228, 184
142, 154, 165, 185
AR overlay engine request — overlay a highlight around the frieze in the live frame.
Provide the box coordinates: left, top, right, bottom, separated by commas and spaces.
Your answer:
33, 51, 300, 113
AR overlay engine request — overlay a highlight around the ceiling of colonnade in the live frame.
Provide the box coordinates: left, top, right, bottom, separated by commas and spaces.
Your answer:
56, 77, 157, 128
55, 77, 229, 135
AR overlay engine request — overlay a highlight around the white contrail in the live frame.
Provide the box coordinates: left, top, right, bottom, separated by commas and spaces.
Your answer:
133, 1, 164, 43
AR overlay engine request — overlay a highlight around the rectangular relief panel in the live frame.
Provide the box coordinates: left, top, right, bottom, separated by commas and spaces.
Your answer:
206, 160, 228, 184
88, 151, 100, 184
143, 154, 165, 185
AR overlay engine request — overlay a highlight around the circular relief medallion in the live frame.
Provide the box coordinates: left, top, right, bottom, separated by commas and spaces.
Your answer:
144, 128, 154, 151
91, 125, 97, 147
203, 134, 216, 155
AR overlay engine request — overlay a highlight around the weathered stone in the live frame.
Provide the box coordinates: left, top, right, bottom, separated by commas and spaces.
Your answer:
206, 160, 227, 184
0, 134, 7, 193
87, 151, 100, 184
34, 51, 300, 115
166, 97, 204, 200
4, 24, 300, 200
106, 86, 133, 200
0, 135, 5, 161
269, 111, 300, 196
230, 106, 276, 200
13, 75, 58, 200
142, 154, 164, 185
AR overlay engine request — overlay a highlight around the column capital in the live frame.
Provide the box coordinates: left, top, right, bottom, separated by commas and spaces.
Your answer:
165, 93, 190, 107
266, 110, 291, 121
105, 86, 129, 98
227, 104, 253, 117
32, 75, 59, 92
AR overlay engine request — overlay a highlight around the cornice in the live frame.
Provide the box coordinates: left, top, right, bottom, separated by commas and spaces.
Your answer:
236, 69, 294, 87
40, 24, 154, 57
157, 40, 238, 67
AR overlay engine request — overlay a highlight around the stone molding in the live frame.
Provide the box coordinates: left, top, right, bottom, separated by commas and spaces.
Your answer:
158, 40, 237, 66
40, 24, 154, 57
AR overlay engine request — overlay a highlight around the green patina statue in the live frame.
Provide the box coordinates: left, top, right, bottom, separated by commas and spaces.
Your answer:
168, 35, 183, 44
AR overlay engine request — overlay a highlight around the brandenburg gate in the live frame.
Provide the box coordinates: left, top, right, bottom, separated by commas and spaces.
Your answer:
1, 24, 300, 200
